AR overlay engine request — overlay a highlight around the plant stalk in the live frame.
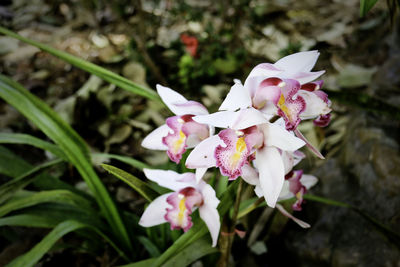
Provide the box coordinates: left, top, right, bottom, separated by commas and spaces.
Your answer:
218, 178, 244, 267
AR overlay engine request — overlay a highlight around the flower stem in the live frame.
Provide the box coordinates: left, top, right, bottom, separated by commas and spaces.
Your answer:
218, 179, 244, 267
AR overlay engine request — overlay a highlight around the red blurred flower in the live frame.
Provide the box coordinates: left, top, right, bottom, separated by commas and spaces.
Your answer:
180, 33, 198, 57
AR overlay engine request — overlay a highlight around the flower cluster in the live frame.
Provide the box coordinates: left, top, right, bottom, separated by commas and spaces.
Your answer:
140, 51, 331, 246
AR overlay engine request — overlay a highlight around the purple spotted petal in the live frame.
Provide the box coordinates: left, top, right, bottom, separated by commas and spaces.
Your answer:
215, 129, 251, 179
163, 116, 188, 163
163, 115, 209, 163
285, 170, 306, 211
313, 114, 331, 127
276, 79, 306, 131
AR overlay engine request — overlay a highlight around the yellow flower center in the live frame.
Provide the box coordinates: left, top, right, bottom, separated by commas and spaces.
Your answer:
178, 196, 187, 226
230, 137, 246, 168
173, 130, 186, 153
278, 94, 293, 121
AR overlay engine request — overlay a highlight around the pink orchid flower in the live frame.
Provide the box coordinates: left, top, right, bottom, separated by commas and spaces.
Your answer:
142, 85, 211, 164
186, 112, 305, 208
220, 51, 331, 130
139, 169, 220, 247
218, 52, 331, 158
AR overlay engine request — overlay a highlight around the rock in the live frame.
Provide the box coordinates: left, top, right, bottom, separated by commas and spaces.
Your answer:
283, 112, 400, 267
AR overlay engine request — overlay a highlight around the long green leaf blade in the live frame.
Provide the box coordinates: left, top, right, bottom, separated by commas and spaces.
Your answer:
0, 27, 160, 102
0, 133, 66, 160
93, 153, 151, 170
0, 146, 91, 199
162, 236, 218, 267
0, 146, 32, 177
0, 75, 132, 251
0, 158, 63, 204
0, 190, 93, 218
0, 214, 59, 228
121, 237, 218, 267
5, 220, 87, 267
5, 219, 128, 267
102, 164, 159, 202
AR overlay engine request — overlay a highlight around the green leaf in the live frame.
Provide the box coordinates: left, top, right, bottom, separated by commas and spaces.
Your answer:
0, 146, 91, 199
120, 236, 217, 267
0, 133, 66, 160
162, 236, 218, 267
0, 203, 106, 230
0, 146, 31, 177
137, 236, 161, 258
0, 158, 63, 204
360, 0, 379, 17
0, 27, 160, 102
5, 220, 87, 267
5, 220, 128, 267
101, 164, 159, 202
0, 214, 60, 228
93, 153, 151, 170
0, 190, 94, 218
0, 75, 132, 251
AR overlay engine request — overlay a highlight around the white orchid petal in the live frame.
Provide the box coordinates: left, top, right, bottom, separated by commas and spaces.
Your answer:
276, 204, 310, 228
141, 124, 169, 150
195, 167, 208, 183
156, 84, 208, 115
157, 84, 187, 112
139, 193, 171, 227
186, 135, 223, 168
193, 111, 236, 128
281, 151, 295, 174
254, 185, 264, 198
292, 70, 325, 85
243, 64, 284, 97
219, 80, 252, 111
173, 101, 209, 115
274, 51, 320, 74
299, 90, 331, 119
232, 108, 269, 130
300, 174, 318, 190
241, 164, 259, 186
143, 169, 194, 191
199, 184, 220, 247
260, 123, 305, 151
278, 180, 293, 200
201, 184, 220, 208
199, 205, 220, 247
256, 146, 285, 208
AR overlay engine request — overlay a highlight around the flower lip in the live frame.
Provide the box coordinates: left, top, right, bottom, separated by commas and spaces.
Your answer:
165, 186, 204, 232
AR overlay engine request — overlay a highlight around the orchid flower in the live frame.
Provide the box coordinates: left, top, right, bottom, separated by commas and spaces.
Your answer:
220, 52, 330, 131
217, 52, 331, 157
139, 169, 220, 247
142, 85, 211, 164
186, 113, 305, 208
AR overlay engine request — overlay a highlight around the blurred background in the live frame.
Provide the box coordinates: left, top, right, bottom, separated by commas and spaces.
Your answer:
0, 0, 399, 266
